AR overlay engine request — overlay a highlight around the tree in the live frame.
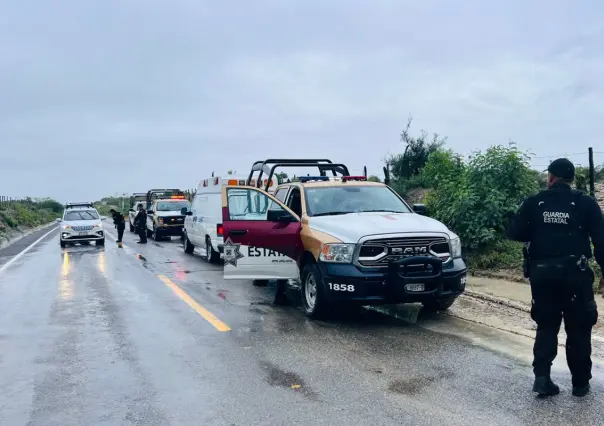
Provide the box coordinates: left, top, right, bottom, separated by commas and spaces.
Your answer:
276, 172, 289, 183
367, 175, 381, 182
386, 116, 446, 181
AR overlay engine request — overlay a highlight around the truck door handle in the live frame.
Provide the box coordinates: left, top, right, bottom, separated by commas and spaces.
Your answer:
228, 230, 247, 236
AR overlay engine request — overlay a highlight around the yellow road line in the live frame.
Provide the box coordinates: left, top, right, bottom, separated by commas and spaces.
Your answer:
157, 274, 231, 332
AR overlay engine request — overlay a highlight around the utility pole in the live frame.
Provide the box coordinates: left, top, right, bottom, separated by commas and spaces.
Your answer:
589, 147, 595, 197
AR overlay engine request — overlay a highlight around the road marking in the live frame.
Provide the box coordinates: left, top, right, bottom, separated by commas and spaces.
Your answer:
157, 274, 231, 332
0, 226, 58, 275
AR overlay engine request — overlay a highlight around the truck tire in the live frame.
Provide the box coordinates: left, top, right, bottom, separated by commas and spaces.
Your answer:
422, 296, 456, 313
147, 228, 153, 238
129, 221, 134, 232
205, 238, 220, 263
301, 262, 330, 319
183, 234, 195, 254
152, 226, 161, 241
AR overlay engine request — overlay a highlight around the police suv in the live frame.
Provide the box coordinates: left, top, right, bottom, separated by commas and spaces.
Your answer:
59, 202, 105, 248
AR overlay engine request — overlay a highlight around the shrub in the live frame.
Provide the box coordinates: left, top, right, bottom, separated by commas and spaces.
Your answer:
425, 144, 538, 250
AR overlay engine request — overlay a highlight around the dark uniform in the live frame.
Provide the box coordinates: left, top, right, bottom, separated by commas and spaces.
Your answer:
110, 209, 126, 243
507, 158, 604, 397
134, 206, 148, 244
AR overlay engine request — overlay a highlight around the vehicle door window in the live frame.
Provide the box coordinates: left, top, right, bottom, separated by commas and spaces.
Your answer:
286, 188, 303, 217
274, 187, 289, 203
227, 188, 283, 220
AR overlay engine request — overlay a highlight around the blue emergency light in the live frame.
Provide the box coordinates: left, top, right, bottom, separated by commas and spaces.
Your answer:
298, 176, 330, 183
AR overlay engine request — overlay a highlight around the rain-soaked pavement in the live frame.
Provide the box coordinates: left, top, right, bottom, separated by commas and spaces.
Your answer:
1, 225, 604, 425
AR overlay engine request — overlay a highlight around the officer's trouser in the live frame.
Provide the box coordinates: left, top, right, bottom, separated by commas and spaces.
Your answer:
529, 264, 598, 386
137, 227, 147, 243
117, 224, 125, 242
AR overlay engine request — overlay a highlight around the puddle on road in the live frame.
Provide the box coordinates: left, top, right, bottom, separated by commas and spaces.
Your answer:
260, 361, 318, 399
388, 369, 456, 396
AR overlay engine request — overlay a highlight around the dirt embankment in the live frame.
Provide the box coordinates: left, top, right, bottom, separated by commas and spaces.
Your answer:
596, 182, 604, 210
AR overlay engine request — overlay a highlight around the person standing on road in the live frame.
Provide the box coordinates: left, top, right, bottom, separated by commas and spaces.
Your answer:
507, 158, 604, 398
109, 209, 126, 244
134, 204, 148, 244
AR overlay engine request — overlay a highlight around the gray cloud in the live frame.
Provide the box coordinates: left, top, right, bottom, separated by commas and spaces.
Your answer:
0, 0, 603, 201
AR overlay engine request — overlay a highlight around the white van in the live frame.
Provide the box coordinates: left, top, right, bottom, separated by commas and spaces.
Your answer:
182, 175, 278, 262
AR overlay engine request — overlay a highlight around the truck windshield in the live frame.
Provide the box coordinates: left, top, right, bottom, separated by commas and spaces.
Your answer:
64, 210, 100, 221
156, 201, 190, 211
304, 186, 412, 217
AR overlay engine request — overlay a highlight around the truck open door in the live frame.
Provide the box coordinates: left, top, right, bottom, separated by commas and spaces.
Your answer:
221, 186, 303, 280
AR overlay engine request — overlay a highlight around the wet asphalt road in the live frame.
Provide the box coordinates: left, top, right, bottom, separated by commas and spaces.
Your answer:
1, 225, 604, 425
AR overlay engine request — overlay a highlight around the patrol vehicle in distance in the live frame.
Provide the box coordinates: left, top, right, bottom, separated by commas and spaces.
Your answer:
182, 174, 278, 263
59, 202, 105, 248
219, 159, 467, 319
128, 192, 147, 232
144, 189, 190, 241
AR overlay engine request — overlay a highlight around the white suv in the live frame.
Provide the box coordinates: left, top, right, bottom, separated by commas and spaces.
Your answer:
60, 203, 105, 248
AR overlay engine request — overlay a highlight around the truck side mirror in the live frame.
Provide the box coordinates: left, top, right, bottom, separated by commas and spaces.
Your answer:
413, 204, 427, 216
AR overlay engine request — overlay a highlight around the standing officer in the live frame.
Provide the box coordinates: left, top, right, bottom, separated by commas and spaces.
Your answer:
134, 204, 148, 244
507, 158, 604, 397
109, 208, 126, 244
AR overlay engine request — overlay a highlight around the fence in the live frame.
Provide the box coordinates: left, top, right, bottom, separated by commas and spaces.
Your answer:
0, 197, 35, 208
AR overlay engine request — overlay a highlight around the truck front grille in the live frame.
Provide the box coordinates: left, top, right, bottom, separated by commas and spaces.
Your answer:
357, 236, 450, 267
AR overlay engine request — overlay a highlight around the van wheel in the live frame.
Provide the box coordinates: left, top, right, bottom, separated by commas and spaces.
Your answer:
184, 234, 195, 254
205, 238, 220, 263
301, 263, 329, 319
422, 297, 456, 313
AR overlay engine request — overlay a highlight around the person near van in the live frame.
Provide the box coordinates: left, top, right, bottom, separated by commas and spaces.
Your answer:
109, 208, 126, 243
134, 204, 148, 244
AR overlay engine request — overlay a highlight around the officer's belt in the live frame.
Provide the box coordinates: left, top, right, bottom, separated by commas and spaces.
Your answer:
533, 255, 580, 269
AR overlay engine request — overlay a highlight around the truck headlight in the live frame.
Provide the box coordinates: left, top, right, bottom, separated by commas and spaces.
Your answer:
319, 243, 355, 263
449, 235, 462, 258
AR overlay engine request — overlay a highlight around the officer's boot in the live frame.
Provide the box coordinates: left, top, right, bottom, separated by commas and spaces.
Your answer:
532, 376, 560, 396
572, 383, 590, 397
273, 280, 291, 306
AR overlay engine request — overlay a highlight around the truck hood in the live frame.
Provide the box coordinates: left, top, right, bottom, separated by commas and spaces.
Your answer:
307, 212, 453, 243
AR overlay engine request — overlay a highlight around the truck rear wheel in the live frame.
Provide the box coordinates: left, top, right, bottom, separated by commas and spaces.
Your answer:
301, 263, 329, 319
422, 296, 456, 313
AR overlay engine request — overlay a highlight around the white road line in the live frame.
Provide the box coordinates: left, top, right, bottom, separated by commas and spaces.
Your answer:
0, 226, 59, 275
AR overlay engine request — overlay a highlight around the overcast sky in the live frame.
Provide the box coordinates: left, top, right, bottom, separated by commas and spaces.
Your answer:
0, 0, 602, 202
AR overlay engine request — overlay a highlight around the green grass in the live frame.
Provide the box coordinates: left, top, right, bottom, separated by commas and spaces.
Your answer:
0, 203, 60, 231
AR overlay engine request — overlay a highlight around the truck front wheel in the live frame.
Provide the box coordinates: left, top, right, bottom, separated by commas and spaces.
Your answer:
301, 263, 329, 319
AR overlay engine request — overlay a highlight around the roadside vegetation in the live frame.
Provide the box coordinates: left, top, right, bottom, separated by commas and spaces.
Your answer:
382, 117, 604, 283
0, 198, 63, 242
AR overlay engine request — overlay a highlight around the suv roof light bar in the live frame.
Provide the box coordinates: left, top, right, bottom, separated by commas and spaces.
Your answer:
342, 176, 367, 182
298, 176, 330, 183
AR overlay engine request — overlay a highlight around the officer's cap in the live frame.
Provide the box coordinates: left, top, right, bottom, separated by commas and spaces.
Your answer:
547, 158, 575, 180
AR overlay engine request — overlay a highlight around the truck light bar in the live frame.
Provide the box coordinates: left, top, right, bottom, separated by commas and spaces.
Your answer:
170, 195, 185, 199
299, 176, 330, 183
342, 176, 367, 182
